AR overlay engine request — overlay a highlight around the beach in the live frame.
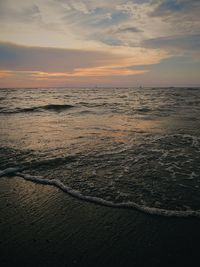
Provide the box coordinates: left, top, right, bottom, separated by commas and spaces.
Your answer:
1, 176, 200, 267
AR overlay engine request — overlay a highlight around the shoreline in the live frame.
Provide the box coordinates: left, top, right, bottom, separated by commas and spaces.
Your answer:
1, 176, 200, 267
1, 171, 200, 219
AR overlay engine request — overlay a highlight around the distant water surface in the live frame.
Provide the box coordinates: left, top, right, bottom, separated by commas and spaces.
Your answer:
0, 87, 200, 217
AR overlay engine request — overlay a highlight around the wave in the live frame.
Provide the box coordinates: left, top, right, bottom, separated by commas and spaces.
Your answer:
186, 87, 200, 91
136, 107, 151, 113
40, 104, 74, 111
0, 104, 74, 114
1, 166, 200, 219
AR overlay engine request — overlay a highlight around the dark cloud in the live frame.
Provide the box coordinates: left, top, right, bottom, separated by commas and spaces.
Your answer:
151, 0, 200, 17
103, 38, 123, 46
0, 42, 123, 72
142, 34, 200, 52
113, 26, 142, 33
92, 35, 123, 46
91, 26, 142, 46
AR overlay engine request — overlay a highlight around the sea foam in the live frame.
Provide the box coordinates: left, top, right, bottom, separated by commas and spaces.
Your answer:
1, 166, 200, 219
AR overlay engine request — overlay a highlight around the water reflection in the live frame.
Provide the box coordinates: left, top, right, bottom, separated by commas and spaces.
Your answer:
0, 111, 164, 152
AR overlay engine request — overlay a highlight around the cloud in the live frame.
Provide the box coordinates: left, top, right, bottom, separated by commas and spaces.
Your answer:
0, 42, 167, 72
31, 67, 146, 79
0, 67, 146, 81
151, 0, 200, 17
142, 34, 200, 53
90, 35, 123, 46
150, 0, 200, 35
0, 0, 199, 87
0, 42, 124, 72
0, 42, 168, 87
0, 2, 41, 23
111, 26, 142, 34
55, 0, 92, 14
1, 0, 199, 52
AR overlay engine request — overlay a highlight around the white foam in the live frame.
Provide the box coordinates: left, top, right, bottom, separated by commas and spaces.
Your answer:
0, 166, 199, 219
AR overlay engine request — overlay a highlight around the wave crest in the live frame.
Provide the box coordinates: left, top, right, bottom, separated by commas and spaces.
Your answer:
0, 104, 74, 114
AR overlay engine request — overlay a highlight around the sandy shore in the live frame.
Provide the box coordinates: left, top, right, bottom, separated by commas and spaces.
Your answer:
0, 176, 200, 267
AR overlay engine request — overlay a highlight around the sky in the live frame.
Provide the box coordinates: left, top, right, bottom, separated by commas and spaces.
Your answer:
0, 0, 200, 87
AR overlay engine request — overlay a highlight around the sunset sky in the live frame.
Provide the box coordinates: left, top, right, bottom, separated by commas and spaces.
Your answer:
0, 0, 200, 87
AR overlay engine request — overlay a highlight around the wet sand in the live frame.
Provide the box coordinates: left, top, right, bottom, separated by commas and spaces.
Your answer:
0, 176, 200, 267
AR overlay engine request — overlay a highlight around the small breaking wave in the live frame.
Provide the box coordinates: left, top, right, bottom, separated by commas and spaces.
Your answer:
0, 104, 74, 114
1, 166, 200, 219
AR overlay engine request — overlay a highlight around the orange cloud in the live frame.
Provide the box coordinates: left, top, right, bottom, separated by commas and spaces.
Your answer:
0, 70, 13, 78
0, 67, 148, 88
31, 67, 147, 80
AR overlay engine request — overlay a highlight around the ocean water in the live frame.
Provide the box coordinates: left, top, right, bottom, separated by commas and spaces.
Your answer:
0, 87, 200, 217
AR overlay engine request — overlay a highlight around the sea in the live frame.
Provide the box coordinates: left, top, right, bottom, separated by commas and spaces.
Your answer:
0, 87, 200, 218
